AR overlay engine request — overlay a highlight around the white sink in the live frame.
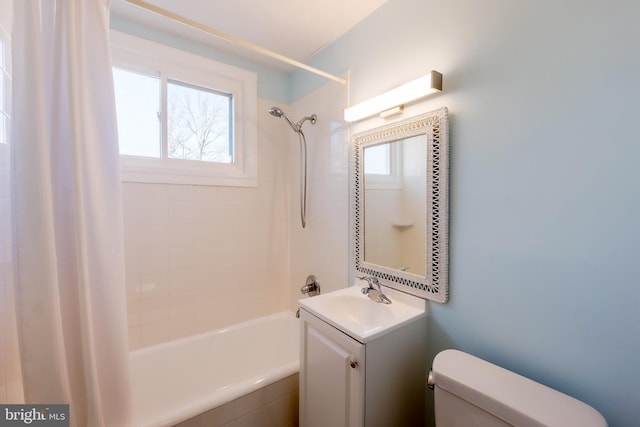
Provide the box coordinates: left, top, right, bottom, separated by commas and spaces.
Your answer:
298, 285, 427, 343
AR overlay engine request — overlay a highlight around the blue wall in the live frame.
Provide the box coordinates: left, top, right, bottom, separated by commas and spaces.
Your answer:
295, 0, 640, 425
110, 15, 291, 103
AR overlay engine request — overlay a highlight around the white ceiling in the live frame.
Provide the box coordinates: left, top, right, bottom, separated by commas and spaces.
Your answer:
110, 0, 389, 71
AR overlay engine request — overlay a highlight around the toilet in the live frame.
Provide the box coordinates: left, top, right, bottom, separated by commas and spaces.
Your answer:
430, 349, 607, 426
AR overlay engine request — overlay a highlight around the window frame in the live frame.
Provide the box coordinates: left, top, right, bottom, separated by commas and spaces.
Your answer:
364, 140, 402, 190
111, 31, 257, 187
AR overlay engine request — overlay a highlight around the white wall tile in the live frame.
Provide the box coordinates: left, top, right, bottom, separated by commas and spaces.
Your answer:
288, 81, 350, 308
140, 319, 170, 348
167, 184, 193, 202
169, 199, 194, 221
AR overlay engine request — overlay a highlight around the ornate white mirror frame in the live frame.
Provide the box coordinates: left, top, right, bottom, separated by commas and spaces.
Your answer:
352, 107, 449, 303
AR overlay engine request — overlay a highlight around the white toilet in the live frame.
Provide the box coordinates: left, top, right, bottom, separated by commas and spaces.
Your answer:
430, 349, 607, 426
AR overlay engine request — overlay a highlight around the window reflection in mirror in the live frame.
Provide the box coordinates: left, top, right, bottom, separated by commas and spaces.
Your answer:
364, 143, 391, 175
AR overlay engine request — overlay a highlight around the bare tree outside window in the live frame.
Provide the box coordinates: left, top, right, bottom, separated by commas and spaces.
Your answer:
167, 80, 233, 163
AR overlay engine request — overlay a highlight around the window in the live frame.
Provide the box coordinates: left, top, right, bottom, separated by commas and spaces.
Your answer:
111, 31, 257, 186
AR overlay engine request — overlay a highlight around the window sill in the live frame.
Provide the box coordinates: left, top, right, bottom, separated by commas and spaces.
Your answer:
120, 157, 257, 187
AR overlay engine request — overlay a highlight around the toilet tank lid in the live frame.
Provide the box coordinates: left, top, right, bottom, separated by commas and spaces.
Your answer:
432, 350, 607, 427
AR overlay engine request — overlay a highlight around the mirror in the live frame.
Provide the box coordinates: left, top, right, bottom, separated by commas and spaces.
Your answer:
363, 134, 427, 276
353, 107, 449, 302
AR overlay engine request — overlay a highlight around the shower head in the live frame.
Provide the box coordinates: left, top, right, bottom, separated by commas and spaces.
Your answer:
268, 107, 284, 118
269, 107, 298, 132
269, 107, 317, 133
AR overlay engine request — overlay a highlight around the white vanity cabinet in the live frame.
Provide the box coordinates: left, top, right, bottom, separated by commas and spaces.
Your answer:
300, 309, 365, 427
299, 288, 428, 427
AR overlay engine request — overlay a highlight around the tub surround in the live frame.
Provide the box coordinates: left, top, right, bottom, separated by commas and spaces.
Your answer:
123, 98, 290, 349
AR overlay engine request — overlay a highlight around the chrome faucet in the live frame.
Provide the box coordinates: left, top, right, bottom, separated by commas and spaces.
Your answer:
359, 276, 392, 304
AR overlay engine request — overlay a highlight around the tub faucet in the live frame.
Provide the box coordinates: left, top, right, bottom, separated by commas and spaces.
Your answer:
359, 276, 391, 304
300, 275, 321, 296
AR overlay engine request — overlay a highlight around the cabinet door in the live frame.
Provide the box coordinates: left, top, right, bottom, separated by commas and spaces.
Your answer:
300, 310, 365, 427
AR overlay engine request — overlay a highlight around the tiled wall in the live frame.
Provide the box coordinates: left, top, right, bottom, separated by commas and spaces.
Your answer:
364, 188, 404, 268
399, 135, 427, 273
287, 81, 350, 308
124, 99, 291, 349
173, 374, 299, 427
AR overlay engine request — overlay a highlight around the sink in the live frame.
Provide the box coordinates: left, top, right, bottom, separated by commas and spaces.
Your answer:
298, 285, 427, 343
322, 294, 395, 326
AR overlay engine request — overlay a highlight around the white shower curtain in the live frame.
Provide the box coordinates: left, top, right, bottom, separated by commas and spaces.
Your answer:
10, 1, 132, 426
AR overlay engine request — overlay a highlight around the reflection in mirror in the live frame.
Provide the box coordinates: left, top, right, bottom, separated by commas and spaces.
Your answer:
353, 108, 449, 303
363, 136, 427, 276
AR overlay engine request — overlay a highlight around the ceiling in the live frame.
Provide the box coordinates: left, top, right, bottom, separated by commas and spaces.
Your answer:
110, 0, 389, 71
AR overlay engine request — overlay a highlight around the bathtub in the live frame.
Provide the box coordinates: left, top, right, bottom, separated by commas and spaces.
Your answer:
130, 312, 300, 427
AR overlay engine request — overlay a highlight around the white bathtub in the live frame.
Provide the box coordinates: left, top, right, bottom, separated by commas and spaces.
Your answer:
130, 312, 300, 427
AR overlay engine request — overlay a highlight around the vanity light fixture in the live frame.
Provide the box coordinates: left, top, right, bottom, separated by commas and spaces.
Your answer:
343, 70, 443, 122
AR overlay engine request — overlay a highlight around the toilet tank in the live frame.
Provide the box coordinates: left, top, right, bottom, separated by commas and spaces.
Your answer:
431, 350, 607, 427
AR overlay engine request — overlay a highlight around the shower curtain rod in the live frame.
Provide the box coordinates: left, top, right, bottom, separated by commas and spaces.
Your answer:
124, 0, 348, 85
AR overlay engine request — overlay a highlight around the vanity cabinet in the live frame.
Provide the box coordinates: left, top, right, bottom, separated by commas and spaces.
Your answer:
300, 309, 365, 427
299, 306, 427, 427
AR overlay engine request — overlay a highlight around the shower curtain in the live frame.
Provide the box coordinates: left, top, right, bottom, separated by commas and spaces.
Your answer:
9, 1, 132, 425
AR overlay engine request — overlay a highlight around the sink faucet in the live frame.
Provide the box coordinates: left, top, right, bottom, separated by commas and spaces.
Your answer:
359, 276, 392, 304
